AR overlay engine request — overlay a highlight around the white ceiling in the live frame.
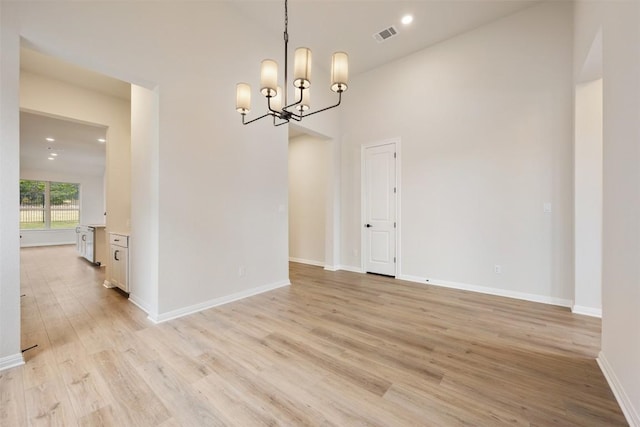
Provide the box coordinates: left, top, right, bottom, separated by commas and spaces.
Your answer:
20, 48, 122, 177
235, 0, 537, 139
18, 1, 539, 147
19, 1, 538, 99
20, 111, 107, 177
233, 0, 538, 77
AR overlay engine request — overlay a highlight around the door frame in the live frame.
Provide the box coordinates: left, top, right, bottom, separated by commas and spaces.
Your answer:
360, 138, 401, 277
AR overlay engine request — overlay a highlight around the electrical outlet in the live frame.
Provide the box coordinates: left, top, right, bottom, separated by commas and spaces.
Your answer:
494, 264, 502, 274
238, 266, 246, 277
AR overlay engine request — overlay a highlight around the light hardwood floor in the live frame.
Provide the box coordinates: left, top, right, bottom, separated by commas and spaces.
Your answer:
0, 245, 627, 426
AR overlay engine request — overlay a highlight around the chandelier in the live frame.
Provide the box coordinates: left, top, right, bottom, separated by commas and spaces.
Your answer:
235, 0, 349, 126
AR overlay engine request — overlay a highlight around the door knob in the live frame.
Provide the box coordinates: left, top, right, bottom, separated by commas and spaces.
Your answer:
365, 224, 372, 228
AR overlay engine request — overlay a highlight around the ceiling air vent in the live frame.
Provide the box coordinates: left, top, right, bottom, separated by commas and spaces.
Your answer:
373, 26, 398, 43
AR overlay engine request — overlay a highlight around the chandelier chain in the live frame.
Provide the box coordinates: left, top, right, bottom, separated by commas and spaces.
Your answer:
283, 0, 289, 105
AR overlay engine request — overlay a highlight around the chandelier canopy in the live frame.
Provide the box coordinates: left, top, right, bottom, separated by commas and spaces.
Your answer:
235, 0, 349, 126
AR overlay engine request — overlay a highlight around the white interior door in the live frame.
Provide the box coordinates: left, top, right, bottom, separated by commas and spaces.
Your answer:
363, 143, 396, 276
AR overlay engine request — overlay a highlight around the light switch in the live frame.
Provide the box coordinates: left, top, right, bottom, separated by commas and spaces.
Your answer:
543, 202, 552, 213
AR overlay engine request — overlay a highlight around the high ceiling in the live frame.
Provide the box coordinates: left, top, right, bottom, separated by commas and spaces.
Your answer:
20, 111, 107, 177
233, 0, 537, 77
20, 1, 538, 98
18, 0, 538, 155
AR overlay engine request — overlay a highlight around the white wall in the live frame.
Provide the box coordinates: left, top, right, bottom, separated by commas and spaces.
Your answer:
288, 134, 329, 266
573, 78, 603, 317
341, 2, 574, 305
20, 168, 105, 247
575, 2, 640, 425
0, 5, 24, 369
0, 2, 299, 326
129, 85, 159, 316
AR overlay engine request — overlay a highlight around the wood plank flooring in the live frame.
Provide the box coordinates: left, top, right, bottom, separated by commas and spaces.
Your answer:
0, 245, 627, 426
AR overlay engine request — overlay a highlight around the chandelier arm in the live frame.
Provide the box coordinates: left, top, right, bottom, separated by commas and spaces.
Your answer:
274, 116, 290, 126
301, 91, 343, 118
283, 109, 303, 120
241, 112, 273, 125
282, 100, 303, 111
266, 96, 281, 115
282, 86, 304, 111
284, 91, 343, 120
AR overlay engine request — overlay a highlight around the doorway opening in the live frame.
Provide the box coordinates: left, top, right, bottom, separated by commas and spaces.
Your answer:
288, 125, 331, 268
20, 46, 132, 282
19, 111, 108, 249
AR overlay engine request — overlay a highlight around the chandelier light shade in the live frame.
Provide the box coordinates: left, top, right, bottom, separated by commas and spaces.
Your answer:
236, 83, 251, 114
331, 52, 349, 92
236, 0, 348, 126
260, 60, 278, 97
293, 47, 312, 89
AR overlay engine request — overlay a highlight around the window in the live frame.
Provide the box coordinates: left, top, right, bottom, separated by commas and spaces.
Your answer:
20, 180, 80, 229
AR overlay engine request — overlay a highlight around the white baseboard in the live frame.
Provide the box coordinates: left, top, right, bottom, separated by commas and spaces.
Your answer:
336, 265, 365, 274
398, 274, 572, 308
598, 351, 640, 427
288, 263, 365, 274
321, 269, 573, 308
150, 279, 291, 324
0, 353, 25, 372
571, 305, 602, 318
128, 294, 150, 314
20, 241, 75, 248
289, 257, 324, 267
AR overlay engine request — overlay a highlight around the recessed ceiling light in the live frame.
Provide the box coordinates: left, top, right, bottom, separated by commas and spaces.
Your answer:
47, 157, 55, 160
50, 153, 58, 157
401, 15, 413, 25
98, 138, 106, 143
46, 137, 55, 142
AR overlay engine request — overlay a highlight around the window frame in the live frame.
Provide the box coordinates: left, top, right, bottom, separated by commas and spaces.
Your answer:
20, 179, 81, 230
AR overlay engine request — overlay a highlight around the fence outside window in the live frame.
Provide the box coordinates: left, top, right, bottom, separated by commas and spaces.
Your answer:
20, 180, 80, 229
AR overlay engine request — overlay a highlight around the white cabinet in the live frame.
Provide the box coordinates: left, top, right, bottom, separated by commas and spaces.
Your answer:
76, 226, 87, 258
109, 233, 129, 292
76, 225, 106, 266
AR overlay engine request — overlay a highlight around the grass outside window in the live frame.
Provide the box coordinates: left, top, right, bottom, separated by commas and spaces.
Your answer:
20, 180, 80, 230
